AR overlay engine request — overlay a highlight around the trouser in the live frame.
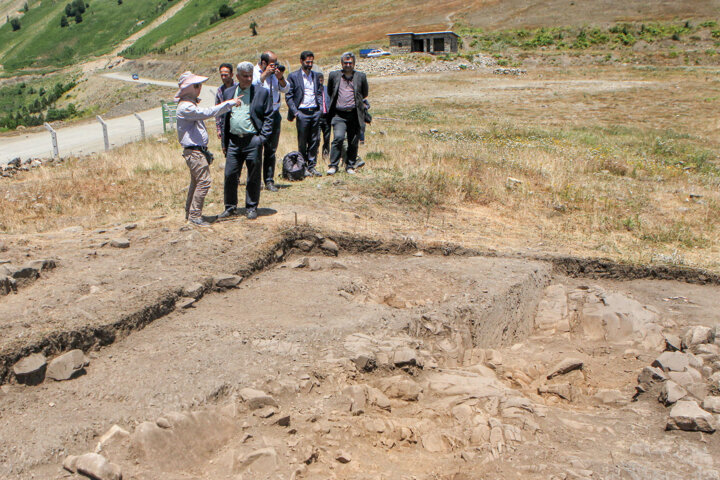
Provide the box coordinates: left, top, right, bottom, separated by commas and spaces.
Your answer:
329, 110, 360, 170
224, 133, 263, 209
295, 108, 320, 168
261, 109, 282, 184
319, 114, 331, 157
183, 148, 211, 221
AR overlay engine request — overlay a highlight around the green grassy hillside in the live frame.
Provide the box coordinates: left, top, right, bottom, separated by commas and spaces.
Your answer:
0, 0, 177, 71
122, 0, 271, 58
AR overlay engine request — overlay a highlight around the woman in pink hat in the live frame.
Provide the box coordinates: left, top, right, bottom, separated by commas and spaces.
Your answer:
175, 71, 242, 227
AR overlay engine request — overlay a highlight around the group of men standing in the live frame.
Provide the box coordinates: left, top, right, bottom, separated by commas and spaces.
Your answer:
174, 50, 369, 227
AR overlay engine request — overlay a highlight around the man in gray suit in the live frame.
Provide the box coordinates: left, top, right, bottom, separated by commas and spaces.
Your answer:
218, 62, 273, 220
326, 52, 369, 175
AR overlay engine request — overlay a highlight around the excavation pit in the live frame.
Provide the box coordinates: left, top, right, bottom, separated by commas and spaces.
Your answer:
2, 249, 719, 479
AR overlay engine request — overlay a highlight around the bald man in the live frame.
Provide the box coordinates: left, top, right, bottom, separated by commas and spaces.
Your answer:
252, 50, 289, 191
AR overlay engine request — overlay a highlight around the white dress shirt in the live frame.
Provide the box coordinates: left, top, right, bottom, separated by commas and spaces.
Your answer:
299, 70, 317, 109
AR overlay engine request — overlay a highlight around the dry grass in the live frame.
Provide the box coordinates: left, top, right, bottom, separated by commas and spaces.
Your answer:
1, 65, 719, 270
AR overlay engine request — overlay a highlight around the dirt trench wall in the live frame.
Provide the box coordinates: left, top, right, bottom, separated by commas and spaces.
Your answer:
3, 226, 719, 385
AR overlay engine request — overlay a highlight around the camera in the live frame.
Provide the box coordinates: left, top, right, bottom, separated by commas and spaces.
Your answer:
276, 63, 285, 73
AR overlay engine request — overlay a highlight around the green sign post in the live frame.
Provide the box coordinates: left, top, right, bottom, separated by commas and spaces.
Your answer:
161, 101, 177, 133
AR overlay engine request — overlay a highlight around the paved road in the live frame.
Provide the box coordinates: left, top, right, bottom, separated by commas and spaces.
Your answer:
1, 73, 218, 165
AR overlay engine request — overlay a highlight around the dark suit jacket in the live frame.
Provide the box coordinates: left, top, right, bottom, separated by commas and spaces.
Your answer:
220, 84, 273, 151
285, 68, 322, 121
326, 70, 368, 126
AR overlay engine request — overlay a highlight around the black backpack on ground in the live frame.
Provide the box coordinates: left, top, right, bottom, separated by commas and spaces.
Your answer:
282, 151, 306, 181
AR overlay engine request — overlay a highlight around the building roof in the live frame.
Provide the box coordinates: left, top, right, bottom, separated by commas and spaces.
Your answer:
387, 31, 459, 37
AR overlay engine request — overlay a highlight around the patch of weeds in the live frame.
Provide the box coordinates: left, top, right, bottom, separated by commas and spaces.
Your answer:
621, 214, 641, 231
640, 222, 710, 248
401, 106, 435, 122
133, 163, 176, 175
366, 151, 385, 160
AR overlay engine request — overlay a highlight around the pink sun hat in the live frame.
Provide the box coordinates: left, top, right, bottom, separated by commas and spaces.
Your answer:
175, 71, 209, 100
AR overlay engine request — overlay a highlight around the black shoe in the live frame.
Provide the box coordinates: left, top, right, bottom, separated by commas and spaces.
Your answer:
265, 182, 279, 192
308, 167, 322, 177
217, 207, 236, 219
246, 208, 258, 220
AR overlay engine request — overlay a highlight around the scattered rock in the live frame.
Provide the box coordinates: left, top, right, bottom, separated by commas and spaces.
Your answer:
235, 447, 278, 474
421, 432, 448, 453
182, 282, 204, 299
254, 406, 277, 418
683, 326, 714, 348
393, 348, 420, 367
377, 375, 423, 401
319, 239, 339, 256
124, 223, 137, 230
292, 257, 309, 269
666, 400, 716, 433
638, 366, 668, 385
0, 275, 17, 295
176, 297, 195, 309
546, 358, 583, 379
63, 455, 79, 473
47, 349, 89, 381
110, 238, 130, 249
13, 353, 47, 385
702, 396, 720, 413
95, 425, 130, 454
330, 261, 348, 270
214, 274, 242, 289
351, 353, 376, 372
239, 388, 278, 410
26, 258, 56, 272
8, 264, 40, 286
659, 380, 688, 406
664, 333, 683, 352
274, 414, 291, 427
156, 418, 171, 429
75, 452, 122, 480
343, 385, 368, 414
336, 450, 352, 463
652, 352, 690, 372
538, 383, 575, 401
294, 239, 314, 252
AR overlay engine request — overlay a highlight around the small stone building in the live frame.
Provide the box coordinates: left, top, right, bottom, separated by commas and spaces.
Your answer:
387, 31, 459, 54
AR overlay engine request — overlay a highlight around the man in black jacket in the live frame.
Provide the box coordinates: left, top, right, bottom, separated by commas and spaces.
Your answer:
286, 50, 323, 177
326, 52, 368, 175
218, 61, 273, 220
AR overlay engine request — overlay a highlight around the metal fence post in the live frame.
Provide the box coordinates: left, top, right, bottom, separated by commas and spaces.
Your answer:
43, 122, 59, 158
133, 113, 145, 140
96, 116, 109, 151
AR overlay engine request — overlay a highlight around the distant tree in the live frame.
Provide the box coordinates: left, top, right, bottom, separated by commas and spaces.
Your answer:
118, 0, 123, 4
249, 20, 257, 36
75, 12, 82, 23
39, 87, 46, 96
218, 4, 234, 18
60, 15, 68, 27
10, 17, 20, 31
72, 0, 86, 14
23, 2, 28, 12
65, 4, 74, 16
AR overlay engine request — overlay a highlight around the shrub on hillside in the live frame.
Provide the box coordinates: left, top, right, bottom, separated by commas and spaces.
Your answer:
10, 18, 21, 31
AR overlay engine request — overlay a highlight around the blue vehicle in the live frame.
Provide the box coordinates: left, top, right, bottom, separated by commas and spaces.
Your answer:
131, 73, 139, 80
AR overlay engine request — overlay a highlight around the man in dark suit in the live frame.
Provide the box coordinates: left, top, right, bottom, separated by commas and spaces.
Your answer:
326, 52, 369, 175
218, 61, 273, 220
285, 50, 323, 177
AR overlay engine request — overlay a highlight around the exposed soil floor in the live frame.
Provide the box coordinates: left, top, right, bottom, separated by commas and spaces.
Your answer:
1, 232, 719, 479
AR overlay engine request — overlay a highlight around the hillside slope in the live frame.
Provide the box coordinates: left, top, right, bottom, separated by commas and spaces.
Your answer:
131, 0, 720, 75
